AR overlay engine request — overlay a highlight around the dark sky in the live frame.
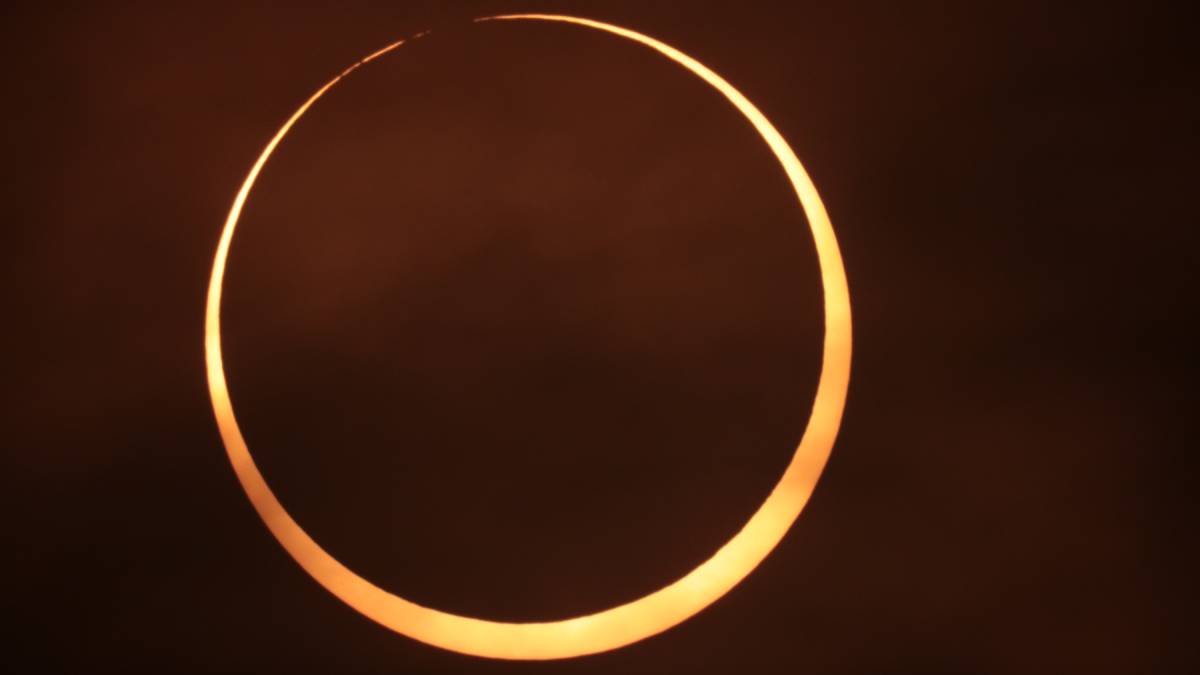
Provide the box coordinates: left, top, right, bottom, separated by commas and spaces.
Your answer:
4, 1, 1196, 673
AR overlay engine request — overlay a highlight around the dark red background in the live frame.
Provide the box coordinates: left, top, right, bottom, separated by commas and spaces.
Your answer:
4, 1, 1195, 673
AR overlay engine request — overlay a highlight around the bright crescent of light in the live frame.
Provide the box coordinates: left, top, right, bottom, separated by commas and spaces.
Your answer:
205, 14, 851, 660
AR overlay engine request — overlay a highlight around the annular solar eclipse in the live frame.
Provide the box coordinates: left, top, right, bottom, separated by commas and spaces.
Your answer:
205, 14, 852, 660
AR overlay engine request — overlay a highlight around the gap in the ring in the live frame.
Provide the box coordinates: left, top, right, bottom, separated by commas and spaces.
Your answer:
221, 20, 823, 622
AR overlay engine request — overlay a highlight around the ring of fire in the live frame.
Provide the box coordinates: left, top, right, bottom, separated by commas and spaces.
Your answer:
205, 14, 852, 660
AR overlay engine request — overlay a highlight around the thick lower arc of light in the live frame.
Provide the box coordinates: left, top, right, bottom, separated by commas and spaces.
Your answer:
205, 14, 852, 661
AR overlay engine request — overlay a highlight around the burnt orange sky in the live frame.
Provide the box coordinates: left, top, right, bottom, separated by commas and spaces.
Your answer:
3, 1, 1195, 673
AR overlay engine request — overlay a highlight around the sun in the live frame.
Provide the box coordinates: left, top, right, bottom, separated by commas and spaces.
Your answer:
205, 14, 851, 660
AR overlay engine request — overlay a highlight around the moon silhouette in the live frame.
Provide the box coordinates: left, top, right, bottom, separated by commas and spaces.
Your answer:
205, 14, 852, 660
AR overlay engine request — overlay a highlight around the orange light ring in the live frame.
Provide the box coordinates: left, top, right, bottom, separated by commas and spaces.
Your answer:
205, 14, 852, 660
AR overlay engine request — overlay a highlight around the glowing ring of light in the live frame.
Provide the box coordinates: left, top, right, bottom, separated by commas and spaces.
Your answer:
206, 14, 851, 660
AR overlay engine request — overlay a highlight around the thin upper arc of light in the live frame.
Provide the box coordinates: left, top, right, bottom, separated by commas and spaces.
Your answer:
205, 14, 851, 661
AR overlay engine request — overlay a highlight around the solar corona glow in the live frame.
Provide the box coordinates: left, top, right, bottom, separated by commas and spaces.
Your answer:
205, 14, 852, 661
